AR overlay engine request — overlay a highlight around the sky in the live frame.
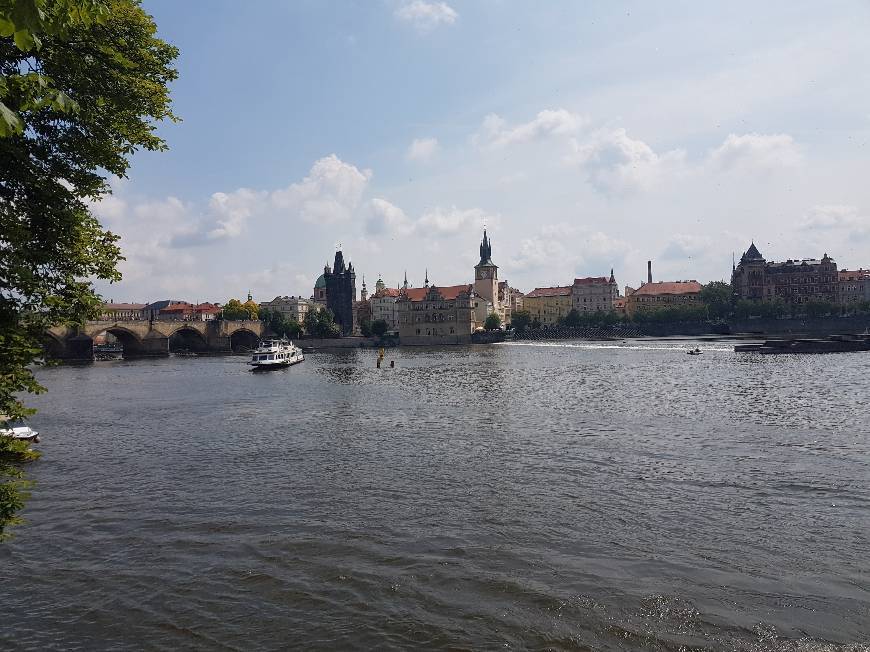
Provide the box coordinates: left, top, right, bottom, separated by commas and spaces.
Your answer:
92, 0, 870, 304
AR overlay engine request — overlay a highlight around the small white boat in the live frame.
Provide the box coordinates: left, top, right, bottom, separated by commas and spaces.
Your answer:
0, 419, 40, 443
248, 338, 304, 371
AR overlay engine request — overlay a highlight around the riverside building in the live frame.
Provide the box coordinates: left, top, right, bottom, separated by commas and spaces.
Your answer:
731, 243, 839, 305
258, 296, 311, 323
571, 272, 619, 313
523, 286, 573, 326
625, 281, 702, 315
838, 268, 870, 305
397, 284, 476, 345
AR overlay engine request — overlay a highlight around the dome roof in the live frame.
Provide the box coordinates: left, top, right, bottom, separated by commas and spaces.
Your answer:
314, 274, 327, 289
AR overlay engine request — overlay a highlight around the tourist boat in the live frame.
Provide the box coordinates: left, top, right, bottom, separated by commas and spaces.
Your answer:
687, 348, 703, 355
0, 417, 40, 443
248, 338, 304, 370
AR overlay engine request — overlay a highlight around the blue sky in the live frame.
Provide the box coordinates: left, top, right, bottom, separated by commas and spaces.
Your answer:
93, 0, 870, 303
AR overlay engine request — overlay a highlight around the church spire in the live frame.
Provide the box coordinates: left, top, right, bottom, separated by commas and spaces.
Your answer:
403, 270, 409, 290
478, 228, 494, 266
424, 268, 429, 287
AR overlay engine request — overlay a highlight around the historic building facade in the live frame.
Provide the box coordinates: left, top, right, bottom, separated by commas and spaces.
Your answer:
259, 295, 311, 323
371, 284, 401, 333
572, 272, 619, 313
99, 303, 146, 320
322, 250, 357, 335
397, 284, 476, 345
731, 243, 839, 305
838, 268, 870, 305
523, 286, 573, 326
625, 281, 702, 315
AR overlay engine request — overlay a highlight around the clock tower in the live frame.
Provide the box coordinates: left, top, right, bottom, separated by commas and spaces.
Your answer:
473, 229, 499, 311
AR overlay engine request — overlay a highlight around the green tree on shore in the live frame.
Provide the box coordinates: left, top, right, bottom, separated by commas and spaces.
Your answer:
484, 312, 501, 331
1, 0, 178, 537
371, 319, 389, 337
511, 310, 531, 332
303, 308, 340, 338
700, 281, 733, 320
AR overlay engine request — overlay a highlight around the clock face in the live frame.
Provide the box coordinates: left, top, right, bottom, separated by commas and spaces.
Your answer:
479, 269, 489, 279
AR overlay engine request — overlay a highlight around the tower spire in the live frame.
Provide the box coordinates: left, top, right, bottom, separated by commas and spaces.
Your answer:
425, 268, 429, 287
403, 270, 409, 290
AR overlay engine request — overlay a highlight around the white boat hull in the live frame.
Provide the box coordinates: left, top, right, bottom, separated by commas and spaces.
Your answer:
248, 338, 305, 371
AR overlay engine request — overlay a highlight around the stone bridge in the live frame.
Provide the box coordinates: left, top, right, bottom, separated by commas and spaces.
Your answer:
45, 320, 266, 360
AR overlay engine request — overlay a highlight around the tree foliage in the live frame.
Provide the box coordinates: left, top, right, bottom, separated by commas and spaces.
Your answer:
303, 307, 340, 338
222, 299, 257, 320
0, 0, 178, 537
484, 312, 501, 331
700, 281, 733, 320
511, 310, 531, 332
359, 318, 372, 337
370, 318, 388, 337
259, 308, 302, 339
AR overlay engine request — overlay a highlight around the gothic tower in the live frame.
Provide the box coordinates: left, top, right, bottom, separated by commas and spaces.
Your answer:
473, 229, 499, 310
325, 249, 356, 335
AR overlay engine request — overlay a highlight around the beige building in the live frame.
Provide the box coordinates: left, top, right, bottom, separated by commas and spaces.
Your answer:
572, 273, 618, 313
397, 284, 476, 344
370, 285, 401, 333
99, 303, 145, 320
838, 269, 870, 305
498, 281, 524, 326
626, 281, 702, 315
259, 295, 311, 323
523, 286, 573, 326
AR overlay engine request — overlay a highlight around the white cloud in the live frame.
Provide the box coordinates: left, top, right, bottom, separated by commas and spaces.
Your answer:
661, 234, 714, 260
707, 133, 802, 172
509, 223, 635, 277
207, 188, 265, 240
510, 234, 567, 271
271, 154, 372, 224
406, 137, 439, 162
366, 198, 413, 236
567, 128, 686, 195
416, 206, 493, 236
476, 108, 586, 149
799, 205, 869, 239
394, 1, 457, 31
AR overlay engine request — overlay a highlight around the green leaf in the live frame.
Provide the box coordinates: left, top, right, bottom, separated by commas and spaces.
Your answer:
13, 27, 40, 51
0, 100, 24, 136
0, 16, 16, 37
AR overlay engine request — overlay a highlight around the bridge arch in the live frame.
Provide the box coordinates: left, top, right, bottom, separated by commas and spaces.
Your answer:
169, 326, 209, 353
90, 327, 147, 358
229, 328, 260, 352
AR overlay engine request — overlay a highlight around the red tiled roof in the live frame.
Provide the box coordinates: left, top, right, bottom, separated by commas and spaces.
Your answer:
631, 281, 701, 296
160, 303, 192, 313
401, 284, 472, 302
373, 288, 401, 298
573, 277, 609, 285
525, 286, 572, 298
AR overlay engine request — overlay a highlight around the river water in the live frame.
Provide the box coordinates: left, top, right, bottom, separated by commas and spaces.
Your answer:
2, 341, 868, 650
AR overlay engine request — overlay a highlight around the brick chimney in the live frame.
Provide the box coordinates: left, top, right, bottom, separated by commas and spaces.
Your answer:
647, 260, 652, 284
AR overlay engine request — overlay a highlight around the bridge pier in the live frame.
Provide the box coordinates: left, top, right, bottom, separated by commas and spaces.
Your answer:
207, 334, 232, 354
56, 335, 96, 361
125, 333, 169, 358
